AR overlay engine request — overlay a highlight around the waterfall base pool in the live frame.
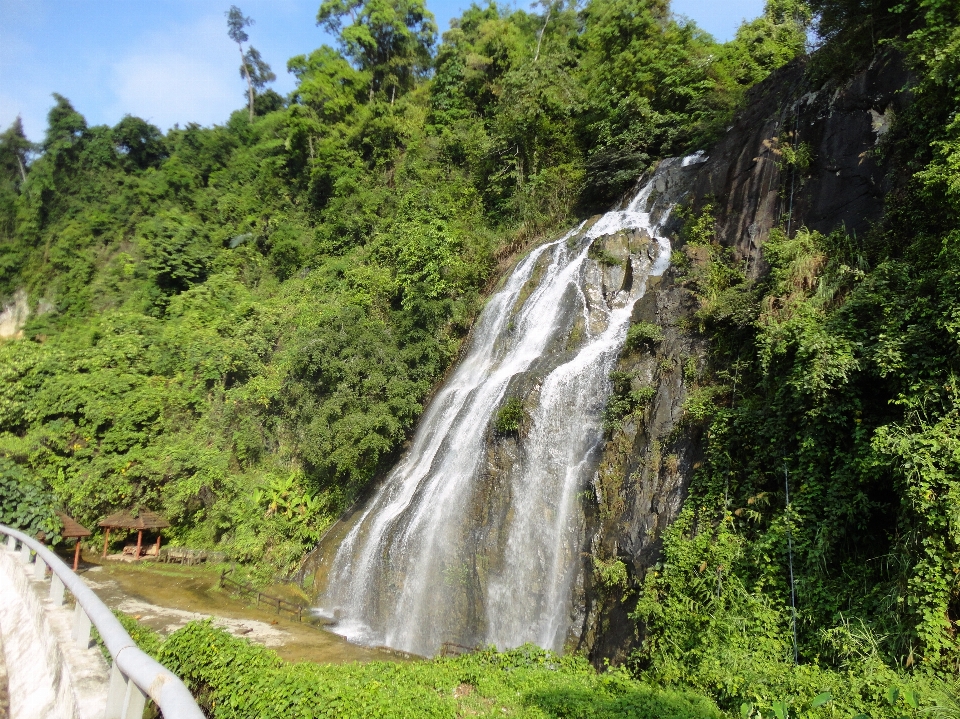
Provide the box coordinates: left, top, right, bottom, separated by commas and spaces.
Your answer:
76, 553, 406, 665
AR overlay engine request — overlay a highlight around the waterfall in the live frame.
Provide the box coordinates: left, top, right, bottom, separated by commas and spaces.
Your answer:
315, 155, 703, 657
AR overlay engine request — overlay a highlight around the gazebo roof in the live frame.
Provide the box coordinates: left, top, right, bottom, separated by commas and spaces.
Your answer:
56, 512, 91, 538
98, 509, 170, 531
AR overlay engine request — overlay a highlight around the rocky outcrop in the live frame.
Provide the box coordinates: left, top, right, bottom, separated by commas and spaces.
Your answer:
0, 290, 29, 340
0, 290, 55, 340
576, 268, 708, 664
580, 50, 912, 664
691, 51, 910, 277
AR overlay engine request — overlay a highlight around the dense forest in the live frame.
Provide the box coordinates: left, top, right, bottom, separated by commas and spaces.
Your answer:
1, 0, 959, 714
0, 0, 808, 569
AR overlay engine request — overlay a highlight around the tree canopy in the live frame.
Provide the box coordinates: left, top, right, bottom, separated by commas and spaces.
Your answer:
318, 0, 437, 102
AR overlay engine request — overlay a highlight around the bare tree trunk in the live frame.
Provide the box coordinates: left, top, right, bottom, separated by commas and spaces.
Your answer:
238, 44, 255, 121
534, 5, 552, 62
15, 154, 26, 184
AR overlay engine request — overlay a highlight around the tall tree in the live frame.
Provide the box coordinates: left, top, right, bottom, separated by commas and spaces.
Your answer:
317, 0, 437, 103
242, 47, 277, 96
226, 6, 275, 120
0, 116, 32, 187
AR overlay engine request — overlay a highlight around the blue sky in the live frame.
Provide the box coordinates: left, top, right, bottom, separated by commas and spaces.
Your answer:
1, 0, 765, 142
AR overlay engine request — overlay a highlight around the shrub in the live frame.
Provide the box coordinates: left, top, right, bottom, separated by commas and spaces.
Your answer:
0, 457, 61, 543
625, 322, 664, 352
494, 396, 526, 435
155, 620, 725, 719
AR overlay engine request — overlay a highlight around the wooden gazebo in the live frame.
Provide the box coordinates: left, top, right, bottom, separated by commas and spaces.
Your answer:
57, 512, 91, 570
99, 509, 170, 560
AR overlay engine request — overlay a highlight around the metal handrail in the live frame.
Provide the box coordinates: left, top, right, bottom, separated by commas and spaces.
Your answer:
0, 523, 204, 719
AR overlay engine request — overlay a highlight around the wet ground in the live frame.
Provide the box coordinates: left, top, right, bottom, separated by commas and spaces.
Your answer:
72, 552, 401, 665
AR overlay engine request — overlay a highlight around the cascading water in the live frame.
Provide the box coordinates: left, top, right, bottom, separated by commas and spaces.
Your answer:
315, 155, 704, 657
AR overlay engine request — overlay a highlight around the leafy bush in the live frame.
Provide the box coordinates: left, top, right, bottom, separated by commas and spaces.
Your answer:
494, 397, 526, 436
0, 457, 61, 542
594, 556, 629, 591
624, 322, 664, 352
155, 620, 724, 719
633, 508, 933, 718
680, 385, 722, 423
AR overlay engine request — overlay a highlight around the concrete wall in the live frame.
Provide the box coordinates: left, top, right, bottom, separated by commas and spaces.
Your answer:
0, 549, 109, 719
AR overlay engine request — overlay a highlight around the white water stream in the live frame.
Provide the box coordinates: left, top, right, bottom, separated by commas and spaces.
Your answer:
317, 156, 701, 656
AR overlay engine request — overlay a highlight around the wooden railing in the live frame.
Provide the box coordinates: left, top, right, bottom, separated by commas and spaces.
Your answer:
218, 569, 307, 622
439, 642, 477, 657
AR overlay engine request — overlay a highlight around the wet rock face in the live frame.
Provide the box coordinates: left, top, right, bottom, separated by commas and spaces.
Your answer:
691, 51, 911, 279
581, 51, 911, 665
577, 269, 708, 665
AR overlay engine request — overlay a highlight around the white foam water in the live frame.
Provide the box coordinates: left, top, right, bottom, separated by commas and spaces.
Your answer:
316, 156, 697, 656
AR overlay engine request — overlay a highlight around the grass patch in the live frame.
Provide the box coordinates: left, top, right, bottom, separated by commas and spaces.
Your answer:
624, 322, 664, 352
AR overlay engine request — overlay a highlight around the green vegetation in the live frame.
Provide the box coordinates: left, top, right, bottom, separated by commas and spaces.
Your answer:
615, 0, 960, 712
130, 618, 724, 718
602, 371, 655, 433
588, 242, 624, 267
5, 0, 960, 714
0, 456, 61, 542
0, 0, 806, 574
494, 396, 526, 436
624, 321, 664, 352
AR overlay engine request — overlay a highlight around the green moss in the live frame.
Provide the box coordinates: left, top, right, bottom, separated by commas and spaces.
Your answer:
589, 242, 624, 267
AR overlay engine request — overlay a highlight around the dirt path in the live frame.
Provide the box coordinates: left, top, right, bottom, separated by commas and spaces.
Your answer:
75, 555, 400, 665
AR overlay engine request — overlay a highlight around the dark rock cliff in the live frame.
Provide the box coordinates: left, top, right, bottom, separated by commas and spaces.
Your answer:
579, 50, 913, 665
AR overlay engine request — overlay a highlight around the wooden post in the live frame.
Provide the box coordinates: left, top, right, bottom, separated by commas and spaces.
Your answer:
155, 533, 162, 558
135, 530, 142, 560
102, 528, 110, 558
73, 540, 82, 571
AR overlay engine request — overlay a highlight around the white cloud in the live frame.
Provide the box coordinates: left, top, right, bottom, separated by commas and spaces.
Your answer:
106, 14, 245, 131
109, 53, 238, 131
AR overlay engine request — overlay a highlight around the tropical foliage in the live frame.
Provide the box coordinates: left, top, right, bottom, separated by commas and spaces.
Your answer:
135, 617, 725, 718
618, 0, 960, 710
0, 0, 805, 571
4, 0, 960, 712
